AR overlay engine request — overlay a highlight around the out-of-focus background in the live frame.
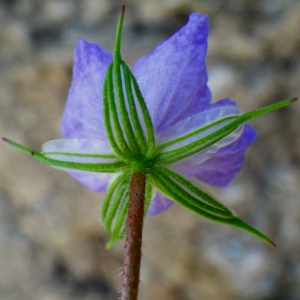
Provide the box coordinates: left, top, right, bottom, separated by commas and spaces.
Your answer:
1, 0, 300, 299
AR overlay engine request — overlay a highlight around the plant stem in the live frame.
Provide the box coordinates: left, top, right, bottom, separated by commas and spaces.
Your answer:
121, 172, 146, 300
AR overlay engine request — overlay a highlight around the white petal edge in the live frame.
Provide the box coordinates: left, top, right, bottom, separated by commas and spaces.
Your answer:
157, 105, 244, 170
157, 105, 241, 149
41, 139, 117, 163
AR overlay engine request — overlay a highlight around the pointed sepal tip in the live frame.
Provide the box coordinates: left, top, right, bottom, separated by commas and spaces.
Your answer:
2, 137, 35, 156
292, 97, 298, 103
114, 5, 126, 60
121, 5, 125, 14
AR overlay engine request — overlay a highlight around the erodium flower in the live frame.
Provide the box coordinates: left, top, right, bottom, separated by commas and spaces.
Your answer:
3, 11, 296, 248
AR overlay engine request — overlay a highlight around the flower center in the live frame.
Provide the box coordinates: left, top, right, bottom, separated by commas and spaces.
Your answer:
129, 154, 156, 174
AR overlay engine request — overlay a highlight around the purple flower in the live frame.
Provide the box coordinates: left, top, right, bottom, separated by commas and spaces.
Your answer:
5, 10, 293, 246
60, 13, 256, 215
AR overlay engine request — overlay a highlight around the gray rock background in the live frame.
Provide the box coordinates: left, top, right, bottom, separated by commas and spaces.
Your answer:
1, 0, 300, 299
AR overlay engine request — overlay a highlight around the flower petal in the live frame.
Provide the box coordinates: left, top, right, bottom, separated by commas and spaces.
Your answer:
157, 98, 244, 169
132, 13, 211, 133
147, 191, 174, 216
157, 99, 240, 143
42, 138, 116, 163
61, 39, 112, 139
68, 171, 114, 193
182, 123, 257, 187
42, 139, 122, 192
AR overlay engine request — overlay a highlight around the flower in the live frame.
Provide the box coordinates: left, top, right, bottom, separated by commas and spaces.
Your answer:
3, 11, 295, 247
60, 13, 256, 215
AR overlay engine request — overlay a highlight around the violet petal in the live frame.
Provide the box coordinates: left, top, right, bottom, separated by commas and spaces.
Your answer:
182, 123, 257, 187
61, 39, 112, 139
68, 171, 114, 194
133, 13, 211, 133
147, 191, 174, 216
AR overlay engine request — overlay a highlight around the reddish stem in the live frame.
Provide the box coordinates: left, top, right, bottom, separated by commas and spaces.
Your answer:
121, 172, 146, 300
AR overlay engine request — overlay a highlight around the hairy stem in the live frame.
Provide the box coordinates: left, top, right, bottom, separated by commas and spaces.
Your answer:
121, 172, 146, 300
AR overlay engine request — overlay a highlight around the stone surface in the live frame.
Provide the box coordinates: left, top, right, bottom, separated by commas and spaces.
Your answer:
1, 0, 300, 299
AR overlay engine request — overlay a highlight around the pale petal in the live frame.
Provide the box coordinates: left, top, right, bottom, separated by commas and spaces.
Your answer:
42, 138, 116, 163
158, 99, 244, 170
42, 138, 119, 193
157, 99, 241, 147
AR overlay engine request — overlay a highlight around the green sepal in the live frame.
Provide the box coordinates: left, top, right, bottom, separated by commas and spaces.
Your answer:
102, 5, 155, 161
103, 65, 133, 160
144, 178, 153, 216
158, 98, 296, 165
102, 173, 153, 248
2, 138, 126, 173
152, 166, 275, 246
102, 172, 130, 249
121, 61, 156, 157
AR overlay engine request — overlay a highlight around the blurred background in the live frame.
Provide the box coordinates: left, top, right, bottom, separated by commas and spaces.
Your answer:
1, 0, 300, 299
